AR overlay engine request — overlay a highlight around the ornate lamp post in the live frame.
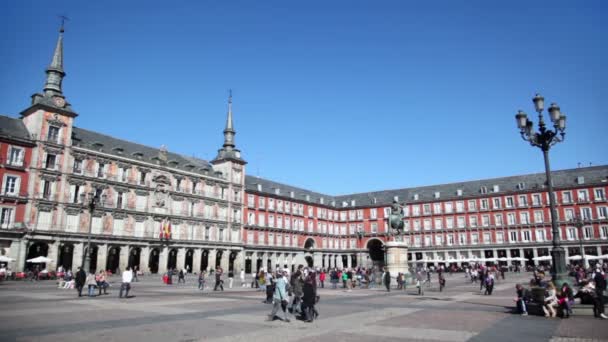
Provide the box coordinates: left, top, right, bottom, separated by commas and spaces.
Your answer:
515, 93, 567, 284
570, 214, 587, 269
80, 191, 106, 272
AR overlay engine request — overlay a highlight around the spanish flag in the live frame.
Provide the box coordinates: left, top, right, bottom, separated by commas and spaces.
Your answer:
164, 221, 172, 239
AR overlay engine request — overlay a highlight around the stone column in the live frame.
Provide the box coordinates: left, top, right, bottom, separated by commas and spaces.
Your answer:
220, 249, 230, 272
313, 253, 323, 269
176, 248, 186, 271
10, 239, 27, 272
72, 242, 84, 270
208, 249, 217, 271
140, 246, 150, 274
386, 241, 409, 276
262, 252, 268, 271
97, 244, 108, 272
47, 241, 59, 271
532, 248, 539, 266
193, 249, 202, 273
119, 246, 129, 272
158, 246, 168, 274
346, 254, 352, 268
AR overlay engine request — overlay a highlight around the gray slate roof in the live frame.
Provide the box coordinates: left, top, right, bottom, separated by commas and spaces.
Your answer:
246, 166, 608, 208
72, 127, 215, 175
0, 115, 34, 141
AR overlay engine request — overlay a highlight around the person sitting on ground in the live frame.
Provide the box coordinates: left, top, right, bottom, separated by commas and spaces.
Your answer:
543, 281, 558, 318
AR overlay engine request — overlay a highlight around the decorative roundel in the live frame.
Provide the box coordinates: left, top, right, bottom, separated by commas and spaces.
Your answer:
53, 96, 66, 108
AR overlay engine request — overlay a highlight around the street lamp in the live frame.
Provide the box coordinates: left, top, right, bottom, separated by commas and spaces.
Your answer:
570, 214, 587, 269
80, 191, 106, 272
515, 93, 567, 284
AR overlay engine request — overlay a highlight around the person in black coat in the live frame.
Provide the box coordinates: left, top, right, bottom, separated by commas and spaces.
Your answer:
75, 267, 86, 297
593, 270, 607, 319
384, 268, 391, 292
301, 272, 318, 322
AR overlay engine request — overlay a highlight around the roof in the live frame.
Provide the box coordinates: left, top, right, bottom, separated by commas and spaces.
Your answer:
72, 127, 215, 176
245, 166, 608, 208
0, 115, 34, 142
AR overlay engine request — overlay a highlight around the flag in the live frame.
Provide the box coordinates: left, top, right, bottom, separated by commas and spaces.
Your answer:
164, 221, 172, 239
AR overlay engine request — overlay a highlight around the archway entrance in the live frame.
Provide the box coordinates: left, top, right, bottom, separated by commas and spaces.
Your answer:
26, 242, 49, 271
128, 247, 141, 270
245, 257, 252, 274
256, 257, 263, 273
215, 251, 223, 269
149, 248, 160, 274
167, 248, 178, 270
229, 251, 237, 272
304, 238, 315, 250
106, 246, 121, 274
57, 243, 74, 271
84, 245, 98, 273
185, 249, 194, 273
305, 255, 314, 268
201, 250, 209, 272
367, 239, 384, 268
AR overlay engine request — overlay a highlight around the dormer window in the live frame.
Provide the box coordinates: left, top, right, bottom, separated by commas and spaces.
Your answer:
290, 191, 295, 198
168, 160, 179, 167
257, 184, 262, 192
92, 142, 104, 151
457, 189, 463, 196
577, 176, 585, 184
305, 195, 310, 202
351, 200, 356, 206
320, 197, 324, 204
480, 187, 487, 194
132, 152, 144, 160
47, 126, 60, 143
112, 146, 124, 155
275, 188, 281, 195
517, 182, 526, 190
493, 185, 500, 192
434, 192, 440, 199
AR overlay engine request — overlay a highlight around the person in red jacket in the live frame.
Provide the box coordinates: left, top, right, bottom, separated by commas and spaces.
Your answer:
319, 270, 326, 288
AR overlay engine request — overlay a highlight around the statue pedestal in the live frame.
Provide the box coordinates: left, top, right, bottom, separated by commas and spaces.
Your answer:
386, 241, 409, 276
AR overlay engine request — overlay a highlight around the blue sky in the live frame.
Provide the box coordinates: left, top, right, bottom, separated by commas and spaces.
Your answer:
1, 1, 606, 195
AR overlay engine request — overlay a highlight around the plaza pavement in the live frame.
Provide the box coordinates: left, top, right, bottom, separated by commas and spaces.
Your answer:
1, 272, 607, 342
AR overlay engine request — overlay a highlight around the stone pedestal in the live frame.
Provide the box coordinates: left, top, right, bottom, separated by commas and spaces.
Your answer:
386, 241, 409, 276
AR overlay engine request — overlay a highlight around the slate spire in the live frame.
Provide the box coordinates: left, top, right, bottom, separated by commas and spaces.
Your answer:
223, 90, 236, 150
44, 22, 66, 96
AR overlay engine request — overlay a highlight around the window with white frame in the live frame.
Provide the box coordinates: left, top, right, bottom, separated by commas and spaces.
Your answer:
518, 195, 528, 207
247, 194, 255, 207
598, 206, 608, 219
134, 221, 144, 238
447, 234, 454, 246
562, 191, 572, 204
268, 198, 275, 210
308, 220, 314, 233
423, 204, 431, 215
481, 199, 489, 210
424, 236, 432, 246
7, 146, 24, 167
258, 213, 266, 227
509, 230, 518, 243
258, 231, 265, 245
471, 233, 479, 245
423, 219, 431, 230
581, 207, 592, 220
522, 230, 531, 242
91, 216, 102, 235
284, 201, 290, 213
468, 200, 477, 211
268, 232, 274, 246
370, 208, 377, 219
534, 210, 544, 223
532, 194, 542, 206
495, 213, 503, 226
584, 226, 593, 240
566, 227, 577, 241
564, 208, 575, 221
445, 202, 453, 213
277, 215, 283, 228
456, 201, 464, 212
66, 213, 79, 232
268, 214, 275, 227
536, 229, 545, 242
483, 232, 491, 244
594, 188, 606, 201
435, 235, 443, 246
2, 175, 20, 195
434, 218, 443, 229
600, 226, 608, 239
371, 222, 378, 233
433, 203, 442, 214
136, 195, 146, 210
459, 233, 466, 245
506, 197, 514, 208
446, 217, 454, 228
507, 213, 516, 225
457, 216, 465, 228
412, 205, 420, 216
496, 232, 504, 244
0, 207, 13, 228
308, 207, 314, 217
413, 219, 421, 231
482, 215, 490, 227
493, 198, 501, 209
47, 125, 60, 143
470, 216, 478, 227
259, 197, 265, 209
113, 219, 124, 236
520, 212, 530, 225
414, 236, 421, 247
277, 200, 283, 212
577, 189, 589, 202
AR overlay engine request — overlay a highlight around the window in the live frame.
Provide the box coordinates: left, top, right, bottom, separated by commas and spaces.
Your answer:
468, 200, 477, 211
7, 146, 24, 166
370, 208, 377, 219
435, 235, 443, 246
446, 217, 454, 228
564, 208, 575, 221
601, 226, 608, 239
277, 216, 283, 229
433, 203, 442, 214
116, 192, 124, 209
494, 214, 503, 226
175, 179, 182, 192
371, 222, 378, 233
456, 201, 464, 212
423, 219, 431, 230
483, 232, 491, 244
97, 163, 105, 178
496, 232, 504, 244
447, 234, 454, 246
268, 198, 275, 210
470, 216, 478, 227
422, 204, 431, 215
247, 194, 255, 207
113, 219, 124, 236
536, 229, 545, 242
577, 190, 589, 202
45, 154, 56, 169
219, 228, 224, 242
598, 207, 608, 219
459, 233, 466, 245
72, 159, 83, 174
66, 214, 79, 232
482, 215, 490, 227
2, 175, 19, 195
0, 208, 13, 228
424, 236, 432, 246
480, 199, 489, 210
584, 226, 593, 240
414, 236, 421, 247
567, 227, 577, 241
134, 222, 144, 238
562, 191, 573, 204
522, 230, 531, 242
139, 171, 147, 185
445, 202, 453, 213
506, 197, 514, 208
47, 126, 60, 143
412, 205, 420, 216
534, 211, 544, 223
259, 197, 267, 209
205, 227, 210, 240
509, 231, 518, 243
136, 195, 146, 210
532, 194, 542, 206
434, 218, 442, 229
595, 188, 606, 201
507, 213, 516, 225
42, 180, 53, 200
520, 212, 530, 225
457, 216, 465, 228
518, 195, 528, 207
413, 220, 420, 231
471, 233, 479, 245
493, 198, 501, 209
581, 207, 592, 220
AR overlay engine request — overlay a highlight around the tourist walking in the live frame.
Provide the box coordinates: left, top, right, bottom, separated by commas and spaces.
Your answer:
384, 267, 391, 292
178, 269, 186, 284
214, 267, 224, 291
198, 270, 206, 290
132, 266, 139, 282
119, 267, 133, 298
593, 268, 607, 319
75, 267, 86, 297
266, 271, 290, 322
302, 271, 318, 322
228, 270, 234, 289
319, 270, 326, 288
439, 274, 446, 292
485, 274, 494, 295
290, 266, 304, 314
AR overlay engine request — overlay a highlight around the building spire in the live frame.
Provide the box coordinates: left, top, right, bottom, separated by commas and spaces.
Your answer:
44, 18, 67, 96
223, 89, 236, 150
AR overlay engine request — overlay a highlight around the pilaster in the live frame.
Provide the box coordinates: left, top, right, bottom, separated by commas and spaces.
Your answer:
176, 248, 186, 271
193, 249, 202, 273
140, 246, 150, 273
96, 244, 108, 272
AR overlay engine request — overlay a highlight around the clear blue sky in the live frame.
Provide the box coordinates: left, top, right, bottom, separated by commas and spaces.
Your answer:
1, 1, 606, 195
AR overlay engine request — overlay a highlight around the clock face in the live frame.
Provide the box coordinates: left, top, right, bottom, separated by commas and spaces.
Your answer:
53, 97, 66, 108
